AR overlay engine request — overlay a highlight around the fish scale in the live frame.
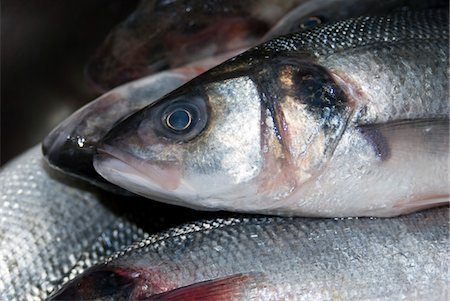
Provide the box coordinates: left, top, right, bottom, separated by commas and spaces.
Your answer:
0, 145, 146, 301
51, 207, 449, 300
319, 41, 448, 123
257, 9, 448, 55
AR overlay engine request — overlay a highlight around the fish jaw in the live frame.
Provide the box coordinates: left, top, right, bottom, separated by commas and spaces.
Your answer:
94, 146, 201, 210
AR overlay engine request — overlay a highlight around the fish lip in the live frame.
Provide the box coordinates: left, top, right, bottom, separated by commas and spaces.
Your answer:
94, 148, 207, 210
94, 144, 182, 193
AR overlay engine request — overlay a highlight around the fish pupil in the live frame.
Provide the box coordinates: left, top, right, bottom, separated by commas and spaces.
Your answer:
166, 108, 192, 131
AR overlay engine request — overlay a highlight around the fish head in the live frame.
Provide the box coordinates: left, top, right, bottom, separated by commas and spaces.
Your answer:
94, 53, 354, 212
41, 69, 199, 194
86, 1, 269, 91
94, 67, 265, 210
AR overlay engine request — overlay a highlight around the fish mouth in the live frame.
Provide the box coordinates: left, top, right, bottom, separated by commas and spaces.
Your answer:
94, 145, 183, 198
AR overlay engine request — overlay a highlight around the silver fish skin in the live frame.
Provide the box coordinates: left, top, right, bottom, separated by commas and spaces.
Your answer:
0, 145, 146, 301
49, 207, 449, 300
265, 0, 449, 39
94, 9, 449, 217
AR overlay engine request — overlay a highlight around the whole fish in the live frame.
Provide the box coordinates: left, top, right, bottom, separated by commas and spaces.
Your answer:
49, 207, 449, 300
87, 0, 311, 91
94, 10, 449, 217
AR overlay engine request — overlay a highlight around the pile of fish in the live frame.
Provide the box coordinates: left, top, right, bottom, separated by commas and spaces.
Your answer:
1, 0, 448, 300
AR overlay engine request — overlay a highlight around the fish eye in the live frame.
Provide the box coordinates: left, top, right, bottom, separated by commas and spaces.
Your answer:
300, 16, 324, 30
155, 97, 208, 141
165, 108, 192, 131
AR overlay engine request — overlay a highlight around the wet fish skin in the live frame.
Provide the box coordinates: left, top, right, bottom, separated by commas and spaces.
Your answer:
49, 207, 449, 300
94, 10, 449, 217
87, 0, 309, 90
265, 0, 449, 39
0, 145, 227, 300
0, 145, 146, 301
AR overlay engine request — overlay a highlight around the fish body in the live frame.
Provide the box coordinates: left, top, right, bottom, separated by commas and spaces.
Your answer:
95, 10, 449, 217
50, 207, 449, 300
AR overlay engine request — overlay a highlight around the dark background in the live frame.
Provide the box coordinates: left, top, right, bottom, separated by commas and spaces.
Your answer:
1, 0, 139, 165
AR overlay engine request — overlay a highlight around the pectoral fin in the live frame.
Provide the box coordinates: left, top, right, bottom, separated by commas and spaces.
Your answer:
146, 273, 264, 301
358, 118, 449, 161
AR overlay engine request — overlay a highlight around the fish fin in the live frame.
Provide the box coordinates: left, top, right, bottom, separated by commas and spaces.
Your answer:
147, 273, 263, 301
357, 118, 449, 160
394, 195, 449, 213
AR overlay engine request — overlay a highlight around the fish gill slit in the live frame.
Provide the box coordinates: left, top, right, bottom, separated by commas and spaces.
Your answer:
252, 72, 294, 165
250, 71, 299, 200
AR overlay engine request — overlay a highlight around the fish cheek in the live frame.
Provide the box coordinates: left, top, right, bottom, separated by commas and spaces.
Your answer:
182, 77, 264, 198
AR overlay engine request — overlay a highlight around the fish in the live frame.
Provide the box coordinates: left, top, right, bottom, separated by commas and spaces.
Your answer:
48, 207, 449, 300
86, 0, 310, 90
94, 9, 449, 217
43, 0, 447, 191
0, 145, 221, 301
42, 52, 243, 193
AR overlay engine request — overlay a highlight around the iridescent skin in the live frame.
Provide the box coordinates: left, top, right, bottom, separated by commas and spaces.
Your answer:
264, 0, 448, 40
94, 10, 449, 217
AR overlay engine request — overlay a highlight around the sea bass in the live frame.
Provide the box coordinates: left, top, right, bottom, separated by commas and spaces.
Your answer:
94, 10, 449, 217
49, 207, 449, 300
87, 0, 308, 90
42, 0, 447, 192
